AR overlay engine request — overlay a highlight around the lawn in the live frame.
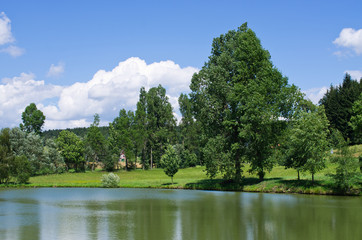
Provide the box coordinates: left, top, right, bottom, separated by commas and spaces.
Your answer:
25, 161, 360, 195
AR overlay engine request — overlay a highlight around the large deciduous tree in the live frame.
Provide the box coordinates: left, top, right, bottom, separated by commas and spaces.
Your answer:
190, 23, 299, 182
20, 103, 46, 135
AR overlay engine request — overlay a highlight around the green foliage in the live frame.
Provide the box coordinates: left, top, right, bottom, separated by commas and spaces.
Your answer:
160, 145, 180, 184
85, 114, 108, 171
202, 136, 233, 179
11, 155, 31, 183
133, 85, 176, 169
0, 128, 12, 183
320, 74, 362, 143
20, 103, 46, 135
174, 144, 198, 168
189, 23, 301, 181
108, 109, 135, 170
349, 93, 362, 143
57, 130, 85, 172
330, 139, 360, 193
278, 107, 330, 181
101, 172, 120, 188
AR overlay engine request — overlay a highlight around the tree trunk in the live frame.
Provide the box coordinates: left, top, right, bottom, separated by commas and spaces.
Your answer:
125, 156, 128, 171
258, 171, 265, 181
312, 173, 314, 183
297, 170, 300, 181
171, 176, 173, 185
150, 147, 153, 170
234, 150, 242, 183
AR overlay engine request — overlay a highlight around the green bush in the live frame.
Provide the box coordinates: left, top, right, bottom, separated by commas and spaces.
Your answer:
101, 172, 120, 188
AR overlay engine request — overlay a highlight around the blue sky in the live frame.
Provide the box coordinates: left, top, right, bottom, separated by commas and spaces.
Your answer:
1, 0, 361, 129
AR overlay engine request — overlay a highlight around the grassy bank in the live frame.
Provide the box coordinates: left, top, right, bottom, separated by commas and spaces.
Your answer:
4, 162, 355, 196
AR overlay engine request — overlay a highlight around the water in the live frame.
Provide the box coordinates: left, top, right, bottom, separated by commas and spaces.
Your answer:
0, 188, 361, 240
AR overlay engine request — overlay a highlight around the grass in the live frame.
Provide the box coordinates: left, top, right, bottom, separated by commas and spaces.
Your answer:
19, 161, 360, 195
3, 144, 361, 196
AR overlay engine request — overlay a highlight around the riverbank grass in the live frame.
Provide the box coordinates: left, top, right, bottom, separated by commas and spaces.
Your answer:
23, 162, 361, 195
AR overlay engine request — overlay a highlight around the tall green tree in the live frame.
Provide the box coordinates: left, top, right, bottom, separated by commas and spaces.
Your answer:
135, 87, 148, 169
57, 130, 85, 172
85, 114, 107, 171
146, 85, 176, 169
278, 106, 330, 181
189, 23, 299, 181
20, 103, 46, 135
319, 74, 362, 143
109, 109, 135, 170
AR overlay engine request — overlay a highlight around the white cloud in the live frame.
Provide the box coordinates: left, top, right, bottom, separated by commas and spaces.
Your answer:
302, 87, 328, 105
345, 70, 362, 80
0, 45, 25, 57
0, 73, 63, 128
0, 12, 14, 45
333, 28, 362, 55
0, 12, 24, 57
1, 57, 198, 129
47, 62, 65, 77
42, 57, 198, 128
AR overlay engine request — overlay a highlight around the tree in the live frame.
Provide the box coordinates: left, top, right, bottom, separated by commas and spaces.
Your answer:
278, 107, 330, 182
0, 128, 31, 184
85, 114, 107, 171
108, 109, 135, 170
135, 87, 149, 169
10, 127, 46, 175
57, 130, 85, 172
20, 103, 46, 135
349, 93, 362, 143
330, 138, 360, 193
160, 145, 180, 184
0, 128, 12, 183
319, 74, 361, 143
178, 93, 202, 162
189, 23, 300, 181
132, 85, 176, 169
146, 85, 176, 169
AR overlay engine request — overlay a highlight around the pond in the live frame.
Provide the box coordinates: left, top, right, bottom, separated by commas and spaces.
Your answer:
0, 188, 361, 240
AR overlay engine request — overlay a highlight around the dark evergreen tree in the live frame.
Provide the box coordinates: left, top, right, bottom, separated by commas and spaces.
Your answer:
319, 74, 362, 143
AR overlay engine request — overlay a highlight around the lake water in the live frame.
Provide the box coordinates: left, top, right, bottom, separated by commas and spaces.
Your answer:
0, 188, 361, 240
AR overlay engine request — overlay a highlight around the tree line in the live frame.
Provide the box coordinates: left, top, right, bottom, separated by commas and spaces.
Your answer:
0, 23, 360, 191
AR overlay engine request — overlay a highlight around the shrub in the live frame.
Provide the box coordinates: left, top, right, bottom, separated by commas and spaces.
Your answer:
101, 173, 120, 188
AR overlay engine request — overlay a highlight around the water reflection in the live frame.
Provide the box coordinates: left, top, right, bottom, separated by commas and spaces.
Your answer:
0, 188, 361, 240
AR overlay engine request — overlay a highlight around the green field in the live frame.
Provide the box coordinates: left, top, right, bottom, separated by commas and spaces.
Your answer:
23, 161, 360, 196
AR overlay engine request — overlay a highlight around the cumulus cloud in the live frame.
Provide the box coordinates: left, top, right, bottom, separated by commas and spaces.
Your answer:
0, 12, 14, 45
42, 57, 198, 129
0, 57, 198, 129
302, 87, 328, 104
0, 73, 63, 128
47, 62, 65, 77
333, 28, 362, 55
345, 70, 362, 80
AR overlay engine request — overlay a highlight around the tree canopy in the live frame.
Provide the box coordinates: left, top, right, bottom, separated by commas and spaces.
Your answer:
20, 103, 46, 135
189, 23, 300, 181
